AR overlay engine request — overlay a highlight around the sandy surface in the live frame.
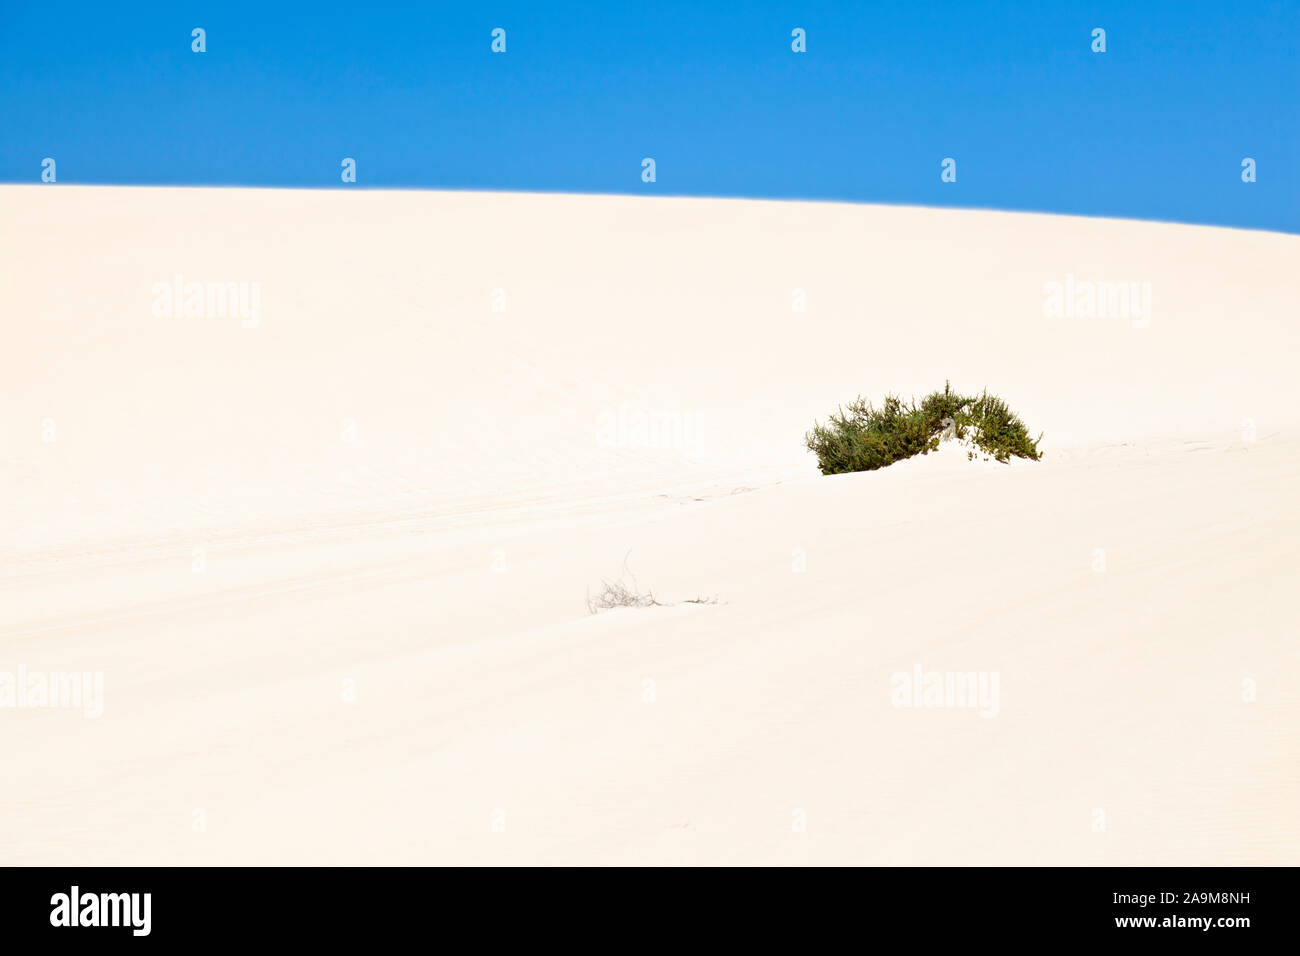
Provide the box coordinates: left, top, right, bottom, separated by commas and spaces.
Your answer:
2, 185, 1297, 864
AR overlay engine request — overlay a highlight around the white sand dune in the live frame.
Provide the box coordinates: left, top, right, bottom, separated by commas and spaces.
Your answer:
2, 185, 1297, 865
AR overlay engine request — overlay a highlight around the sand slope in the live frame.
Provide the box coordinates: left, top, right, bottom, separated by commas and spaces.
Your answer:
2, 185, 1297, 864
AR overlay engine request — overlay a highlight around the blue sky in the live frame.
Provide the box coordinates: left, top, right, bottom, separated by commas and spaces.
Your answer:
3, 1, 1296, 232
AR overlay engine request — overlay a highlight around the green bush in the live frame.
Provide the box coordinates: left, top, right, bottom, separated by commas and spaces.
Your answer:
804, 381, 1043, 474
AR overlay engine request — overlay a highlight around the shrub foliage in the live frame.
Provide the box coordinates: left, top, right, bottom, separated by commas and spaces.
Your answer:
804, 381, 1042, 474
